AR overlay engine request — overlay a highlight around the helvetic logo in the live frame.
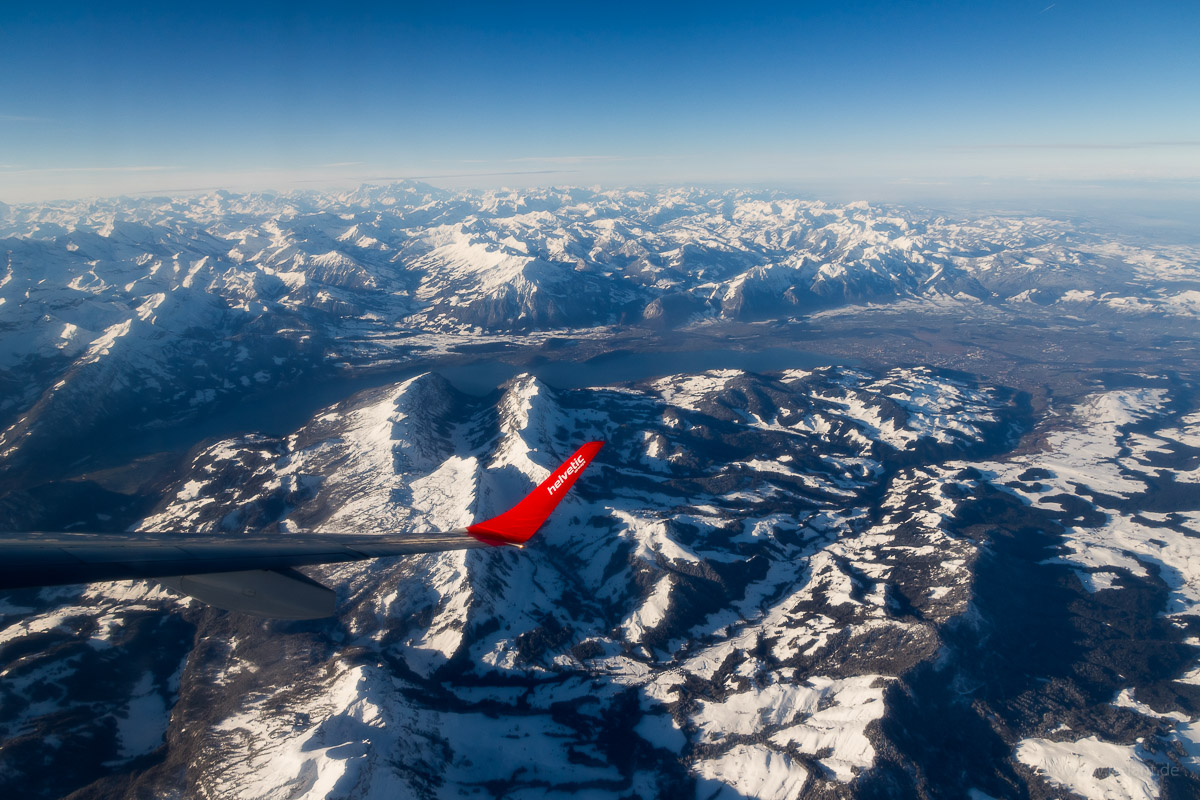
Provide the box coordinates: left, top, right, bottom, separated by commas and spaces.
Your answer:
547, 455, 588, 496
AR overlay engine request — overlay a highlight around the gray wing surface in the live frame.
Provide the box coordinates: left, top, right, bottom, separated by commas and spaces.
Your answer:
0, 531, 484, 591
0, 440, 605, 618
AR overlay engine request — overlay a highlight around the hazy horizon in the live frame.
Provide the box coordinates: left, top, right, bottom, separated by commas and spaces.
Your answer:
3, 1, 1198, 206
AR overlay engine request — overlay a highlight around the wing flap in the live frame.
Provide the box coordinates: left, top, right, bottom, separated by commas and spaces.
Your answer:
159, 569, 336, 619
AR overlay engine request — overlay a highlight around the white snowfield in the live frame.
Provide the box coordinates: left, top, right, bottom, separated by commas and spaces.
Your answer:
973, 386, 1200, 797
978, 388, 1200, 616
1015, 736, 1160, 800
695, 744, 809, 800
692, 674, 890, 784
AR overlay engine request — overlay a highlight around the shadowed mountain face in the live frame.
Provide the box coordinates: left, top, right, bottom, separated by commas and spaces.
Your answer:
0, 364, 1197, 800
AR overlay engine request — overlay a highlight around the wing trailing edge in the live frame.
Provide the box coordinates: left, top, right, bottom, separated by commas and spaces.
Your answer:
158, 569, 336, 620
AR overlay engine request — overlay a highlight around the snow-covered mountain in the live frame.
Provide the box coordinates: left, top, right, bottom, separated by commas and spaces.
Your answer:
2, 184, 1199, 799
2, 362, 1197, 799
3, 185, 1199, 471
5, 186, 1198, 347
0, 365, 1013, 798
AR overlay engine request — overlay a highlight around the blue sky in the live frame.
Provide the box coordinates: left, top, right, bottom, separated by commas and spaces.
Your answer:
1, 1, 1197, 202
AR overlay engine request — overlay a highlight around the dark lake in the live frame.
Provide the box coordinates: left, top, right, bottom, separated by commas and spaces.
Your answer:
100, 345, 836, 463
439, 345, 832, 396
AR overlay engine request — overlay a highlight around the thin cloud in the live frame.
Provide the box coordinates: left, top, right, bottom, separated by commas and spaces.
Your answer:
0, 114, 45, 122
1040, 3, 1056, 13
6, 165, 174, 174
322, 161, 365, 168
360, 169, 577, 181
507, 155, 625, 164
953, 141, 1200, 151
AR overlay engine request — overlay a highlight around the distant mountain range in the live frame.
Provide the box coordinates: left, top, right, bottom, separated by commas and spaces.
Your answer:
2, 183, 1198, 474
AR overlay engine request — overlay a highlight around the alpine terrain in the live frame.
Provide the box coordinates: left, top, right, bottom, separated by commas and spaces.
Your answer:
0, 184, 1198, 800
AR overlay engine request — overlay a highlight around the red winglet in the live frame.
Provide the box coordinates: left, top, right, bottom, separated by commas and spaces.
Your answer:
467, 441, 604, 547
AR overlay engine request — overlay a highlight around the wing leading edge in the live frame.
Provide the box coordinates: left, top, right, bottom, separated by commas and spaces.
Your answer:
0, 441, 604, 618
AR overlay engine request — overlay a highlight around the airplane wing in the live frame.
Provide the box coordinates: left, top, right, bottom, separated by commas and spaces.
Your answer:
0, 441, 604, 619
